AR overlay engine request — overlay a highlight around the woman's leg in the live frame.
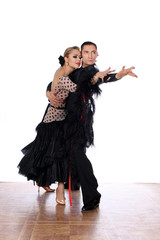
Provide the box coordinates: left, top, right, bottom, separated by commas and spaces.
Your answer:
56, 182, 66, 205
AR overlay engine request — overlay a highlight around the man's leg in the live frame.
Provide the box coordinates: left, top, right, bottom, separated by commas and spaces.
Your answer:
71, 145, 101, 210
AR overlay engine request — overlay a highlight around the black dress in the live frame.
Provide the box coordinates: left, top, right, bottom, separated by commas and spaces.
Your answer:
18, 76, 77, 187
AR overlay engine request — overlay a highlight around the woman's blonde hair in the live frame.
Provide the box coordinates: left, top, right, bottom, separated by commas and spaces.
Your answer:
64, 46, 80, 58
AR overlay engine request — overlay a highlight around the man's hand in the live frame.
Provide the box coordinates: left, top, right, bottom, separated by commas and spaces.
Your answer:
91, 67, 116, 84
97, 67, 116, 82
46, 91, 63, 108
116, 66, 138, 79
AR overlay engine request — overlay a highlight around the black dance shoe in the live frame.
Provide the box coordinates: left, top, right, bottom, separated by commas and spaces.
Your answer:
81, 197, 101, 211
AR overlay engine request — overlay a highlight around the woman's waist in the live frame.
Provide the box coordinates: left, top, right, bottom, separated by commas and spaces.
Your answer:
43, 105, 67, 123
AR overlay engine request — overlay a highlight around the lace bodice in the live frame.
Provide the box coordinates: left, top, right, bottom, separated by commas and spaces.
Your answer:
43, 76, 77, 123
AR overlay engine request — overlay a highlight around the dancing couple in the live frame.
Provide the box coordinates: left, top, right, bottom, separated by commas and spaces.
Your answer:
18, 41, 137, 211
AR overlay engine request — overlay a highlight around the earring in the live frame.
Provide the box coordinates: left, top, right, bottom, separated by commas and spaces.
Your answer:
66, 62, 69, 66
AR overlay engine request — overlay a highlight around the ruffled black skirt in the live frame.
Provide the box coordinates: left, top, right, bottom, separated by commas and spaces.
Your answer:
18, 120, 69, 186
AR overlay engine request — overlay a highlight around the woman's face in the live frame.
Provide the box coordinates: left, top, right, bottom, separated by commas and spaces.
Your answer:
67, 49, 81, 69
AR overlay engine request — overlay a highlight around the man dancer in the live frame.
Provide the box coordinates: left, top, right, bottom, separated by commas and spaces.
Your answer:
47, 41, 137, 211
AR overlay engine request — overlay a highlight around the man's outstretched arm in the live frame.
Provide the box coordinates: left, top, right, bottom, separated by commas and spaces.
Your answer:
97, 66, 137, 84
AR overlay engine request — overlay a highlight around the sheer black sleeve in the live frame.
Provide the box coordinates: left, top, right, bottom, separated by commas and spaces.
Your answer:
46, 82, 52, 92
98, 73, 120, 84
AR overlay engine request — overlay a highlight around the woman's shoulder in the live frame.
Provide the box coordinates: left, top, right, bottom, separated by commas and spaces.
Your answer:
58, 76, 71, 85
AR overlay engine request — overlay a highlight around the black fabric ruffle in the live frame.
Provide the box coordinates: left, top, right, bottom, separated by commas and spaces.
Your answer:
64, 65, 102, 149
18, 120, 69, 186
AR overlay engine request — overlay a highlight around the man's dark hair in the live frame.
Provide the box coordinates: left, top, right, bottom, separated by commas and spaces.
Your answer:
81, 41, 97, 51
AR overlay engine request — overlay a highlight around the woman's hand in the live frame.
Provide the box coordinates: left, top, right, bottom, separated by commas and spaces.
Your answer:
116, 66, 138, 79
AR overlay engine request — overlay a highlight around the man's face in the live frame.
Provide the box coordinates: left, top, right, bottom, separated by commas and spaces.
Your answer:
81, 45, 98, 67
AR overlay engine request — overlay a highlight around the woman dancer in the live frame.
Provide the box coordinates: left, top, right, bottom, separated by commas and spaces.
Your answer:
18, 46, 81, 204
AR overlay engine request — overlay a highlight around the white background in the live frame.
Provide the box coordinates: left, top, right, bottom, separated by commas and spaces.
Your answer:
0, 0, 159, 183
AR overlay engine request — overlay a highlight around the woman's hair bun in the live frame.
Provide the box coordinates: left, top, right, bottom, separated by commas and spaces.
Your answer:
58, 55, 65, 66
